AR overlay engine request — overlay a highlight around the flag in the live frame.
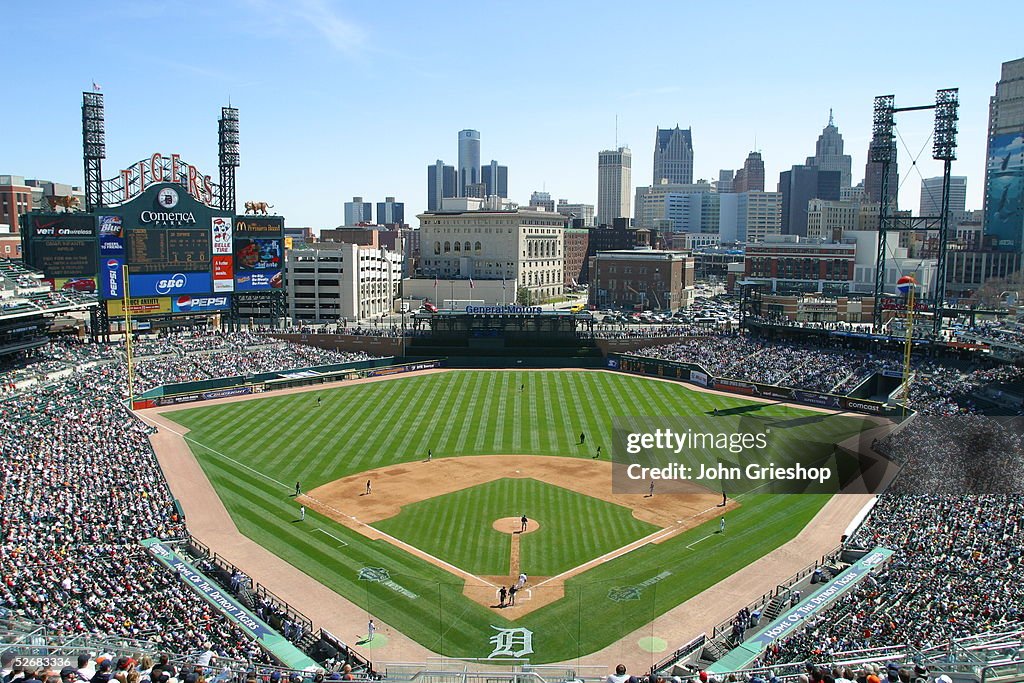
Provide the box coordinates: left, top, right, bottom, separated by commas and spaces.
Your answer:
502, 278, 506, 290
433, 275, 438, 287
92, 81, 102, 92
469, 278, 475, 289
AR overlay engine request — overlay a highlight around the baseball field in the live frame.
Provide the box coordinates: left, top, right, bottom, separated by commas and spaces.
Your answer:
163, 370, 872, 664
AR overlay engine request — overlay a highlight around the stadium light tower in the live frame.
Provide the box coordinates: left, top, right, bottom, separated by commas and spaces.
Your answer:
82, 92, 106, 212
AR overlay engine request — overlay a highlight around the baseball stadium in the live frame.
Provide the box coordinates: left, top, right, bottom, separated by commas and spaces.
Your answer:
2, 89, 1024, 683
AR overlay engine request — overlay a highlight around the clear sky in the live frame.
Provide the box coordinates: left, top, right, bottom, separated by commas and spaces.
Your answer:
4, 1, 1020, 230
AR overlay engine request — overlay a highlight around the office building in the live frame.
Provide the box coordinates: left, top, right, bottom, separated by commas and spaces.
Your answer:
744, 236, 855, 295
427, 160, 457, 211
564, 227, 590, 286
633, 181, 713, 231
0, 175, 32, 233
589, 249, 695, 311
805, 111, 853, 188
482, 160, 508, 198
343, 196, 372, 225
286, 242, 402, 322
597, 147, 632, 225
556, 200, 595, 227
717, 170, 734, 194
587, 218, 658, 263
917, 176, 967, 218
417, 207, 564, 302
864, 138, 899, 209
458, 129, 481, 197
652, 126, 694, 185
779, 166, 841, 237
805, 199, 879, 242
984, 58, 1024, 251
376, 196, 405, 226
736, 191, 782, 243
529, 191, 555, 212
732, 152, 765, 193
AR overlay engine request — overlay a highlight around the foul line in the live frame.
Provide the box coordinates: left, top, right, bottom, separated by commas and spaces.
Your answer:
685, 534, 715, 550
301, 494, 499, 589
314, 528, 349, 547
135, 412, 292, 491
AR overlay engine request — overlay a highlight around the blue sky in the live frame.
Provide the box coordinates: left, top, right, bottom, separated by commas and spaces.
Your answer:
3, 1, 1020, 229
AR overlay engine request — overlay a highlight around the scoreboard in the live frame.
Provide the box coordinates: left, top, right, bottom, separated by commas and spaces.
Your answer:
126, 227, 211, 273
21, 182, 284, 318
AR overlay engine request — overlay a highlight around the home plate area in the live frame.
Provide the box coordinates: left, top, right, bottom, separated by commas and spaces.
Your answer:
304, 454, 732, 616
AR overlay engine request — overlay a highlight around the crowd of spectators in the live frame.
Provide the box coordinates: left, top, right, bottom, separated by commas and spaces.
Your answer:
632, 334, 1024, 414
1, 331, 383, 394
0, 331, 387, 668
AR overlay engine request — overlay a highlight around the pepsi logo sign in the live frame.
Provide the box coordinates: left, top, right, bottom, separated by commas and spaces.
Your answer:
175, 295, 228, 312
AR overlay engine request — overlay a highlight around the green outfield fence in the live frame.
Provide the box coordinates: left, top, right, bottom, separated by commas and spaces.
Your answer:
132, 358, 444, 409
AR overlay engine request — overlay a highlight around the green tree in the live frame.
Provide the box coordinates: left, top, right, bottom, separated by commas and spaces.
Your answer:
516, 287, 532, 306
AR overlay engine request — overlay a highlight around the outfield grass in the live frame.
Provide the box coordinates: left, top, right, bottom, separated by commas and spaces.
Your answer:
167, 370, 869, 663
374, 478, 659, 576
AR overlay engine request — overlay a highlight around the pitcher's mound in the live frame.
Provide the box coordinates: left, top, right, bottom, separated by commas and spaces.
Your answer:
494, 517, 540, 534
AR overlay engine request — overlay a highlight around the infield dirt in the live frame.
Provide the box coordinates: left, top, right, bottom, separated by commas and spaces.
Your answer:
303, 454, 734, 615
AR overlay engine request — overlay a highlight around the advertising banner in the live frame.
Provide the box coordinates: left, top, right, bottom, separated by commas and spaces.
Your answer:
792, 390, 842, 408
690, 370, 708, 387
106, 297, 172, 317
213, 255, 234, 292
128, 271, 212, 297
714, 378, 755, 395
46, 276, 97, 294
234, 217, 284, 237
235, 237, 282, 271
172, 294, 231, 314
99, 234, 125, 257
751, 382, 795, 401
98, 215, 123, 236
235, 269, 283, 291
840, 397, 884, 414
212, 217, 233, 255
101, 258, 124, 299
985, 132, 1024, 250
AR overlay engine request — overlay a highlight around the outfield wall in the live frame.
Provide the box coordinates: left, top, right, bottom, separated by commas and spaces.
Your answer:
606, 354, 895, 417
131, 358, 442, 409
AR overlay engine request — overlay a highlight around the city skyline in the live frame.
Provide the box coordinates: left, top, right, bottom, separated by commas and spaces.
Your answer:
2, 1, 1019, 230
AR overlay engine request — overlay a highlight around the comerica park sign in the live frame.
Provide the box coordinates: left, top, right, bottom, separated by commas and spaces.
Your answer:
110, 153, 217, 207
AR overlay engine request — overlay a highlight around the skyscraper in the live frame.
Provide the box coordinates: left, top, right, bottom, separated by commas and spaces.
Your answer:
376, 196, 405, 226
529, 191, 555, 212
732, 152, 765, 193
778, 166, 841, 237
984, 58, 1024, 251
427, 160, 457, 211
920, 176, 967, 217
653, 126, 694, 185
458, 129, 481, 197
717, 170, 734, 194
805, 111, 853, 188
864, 138, 899, 209
343, 196, 372, 226
482, 160, 508, 198
598, 147, 632, 225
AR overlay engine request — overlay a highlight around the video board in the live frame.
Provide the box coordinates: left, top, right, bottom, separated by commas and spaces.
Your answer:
26, 215, 97, 278
234, 218, 284, 291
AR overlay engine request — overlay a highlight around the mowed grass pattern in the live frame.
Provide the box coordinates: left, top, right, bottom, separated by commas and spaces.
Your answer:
167, 371, 871, 662
374, 478, 658, 576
